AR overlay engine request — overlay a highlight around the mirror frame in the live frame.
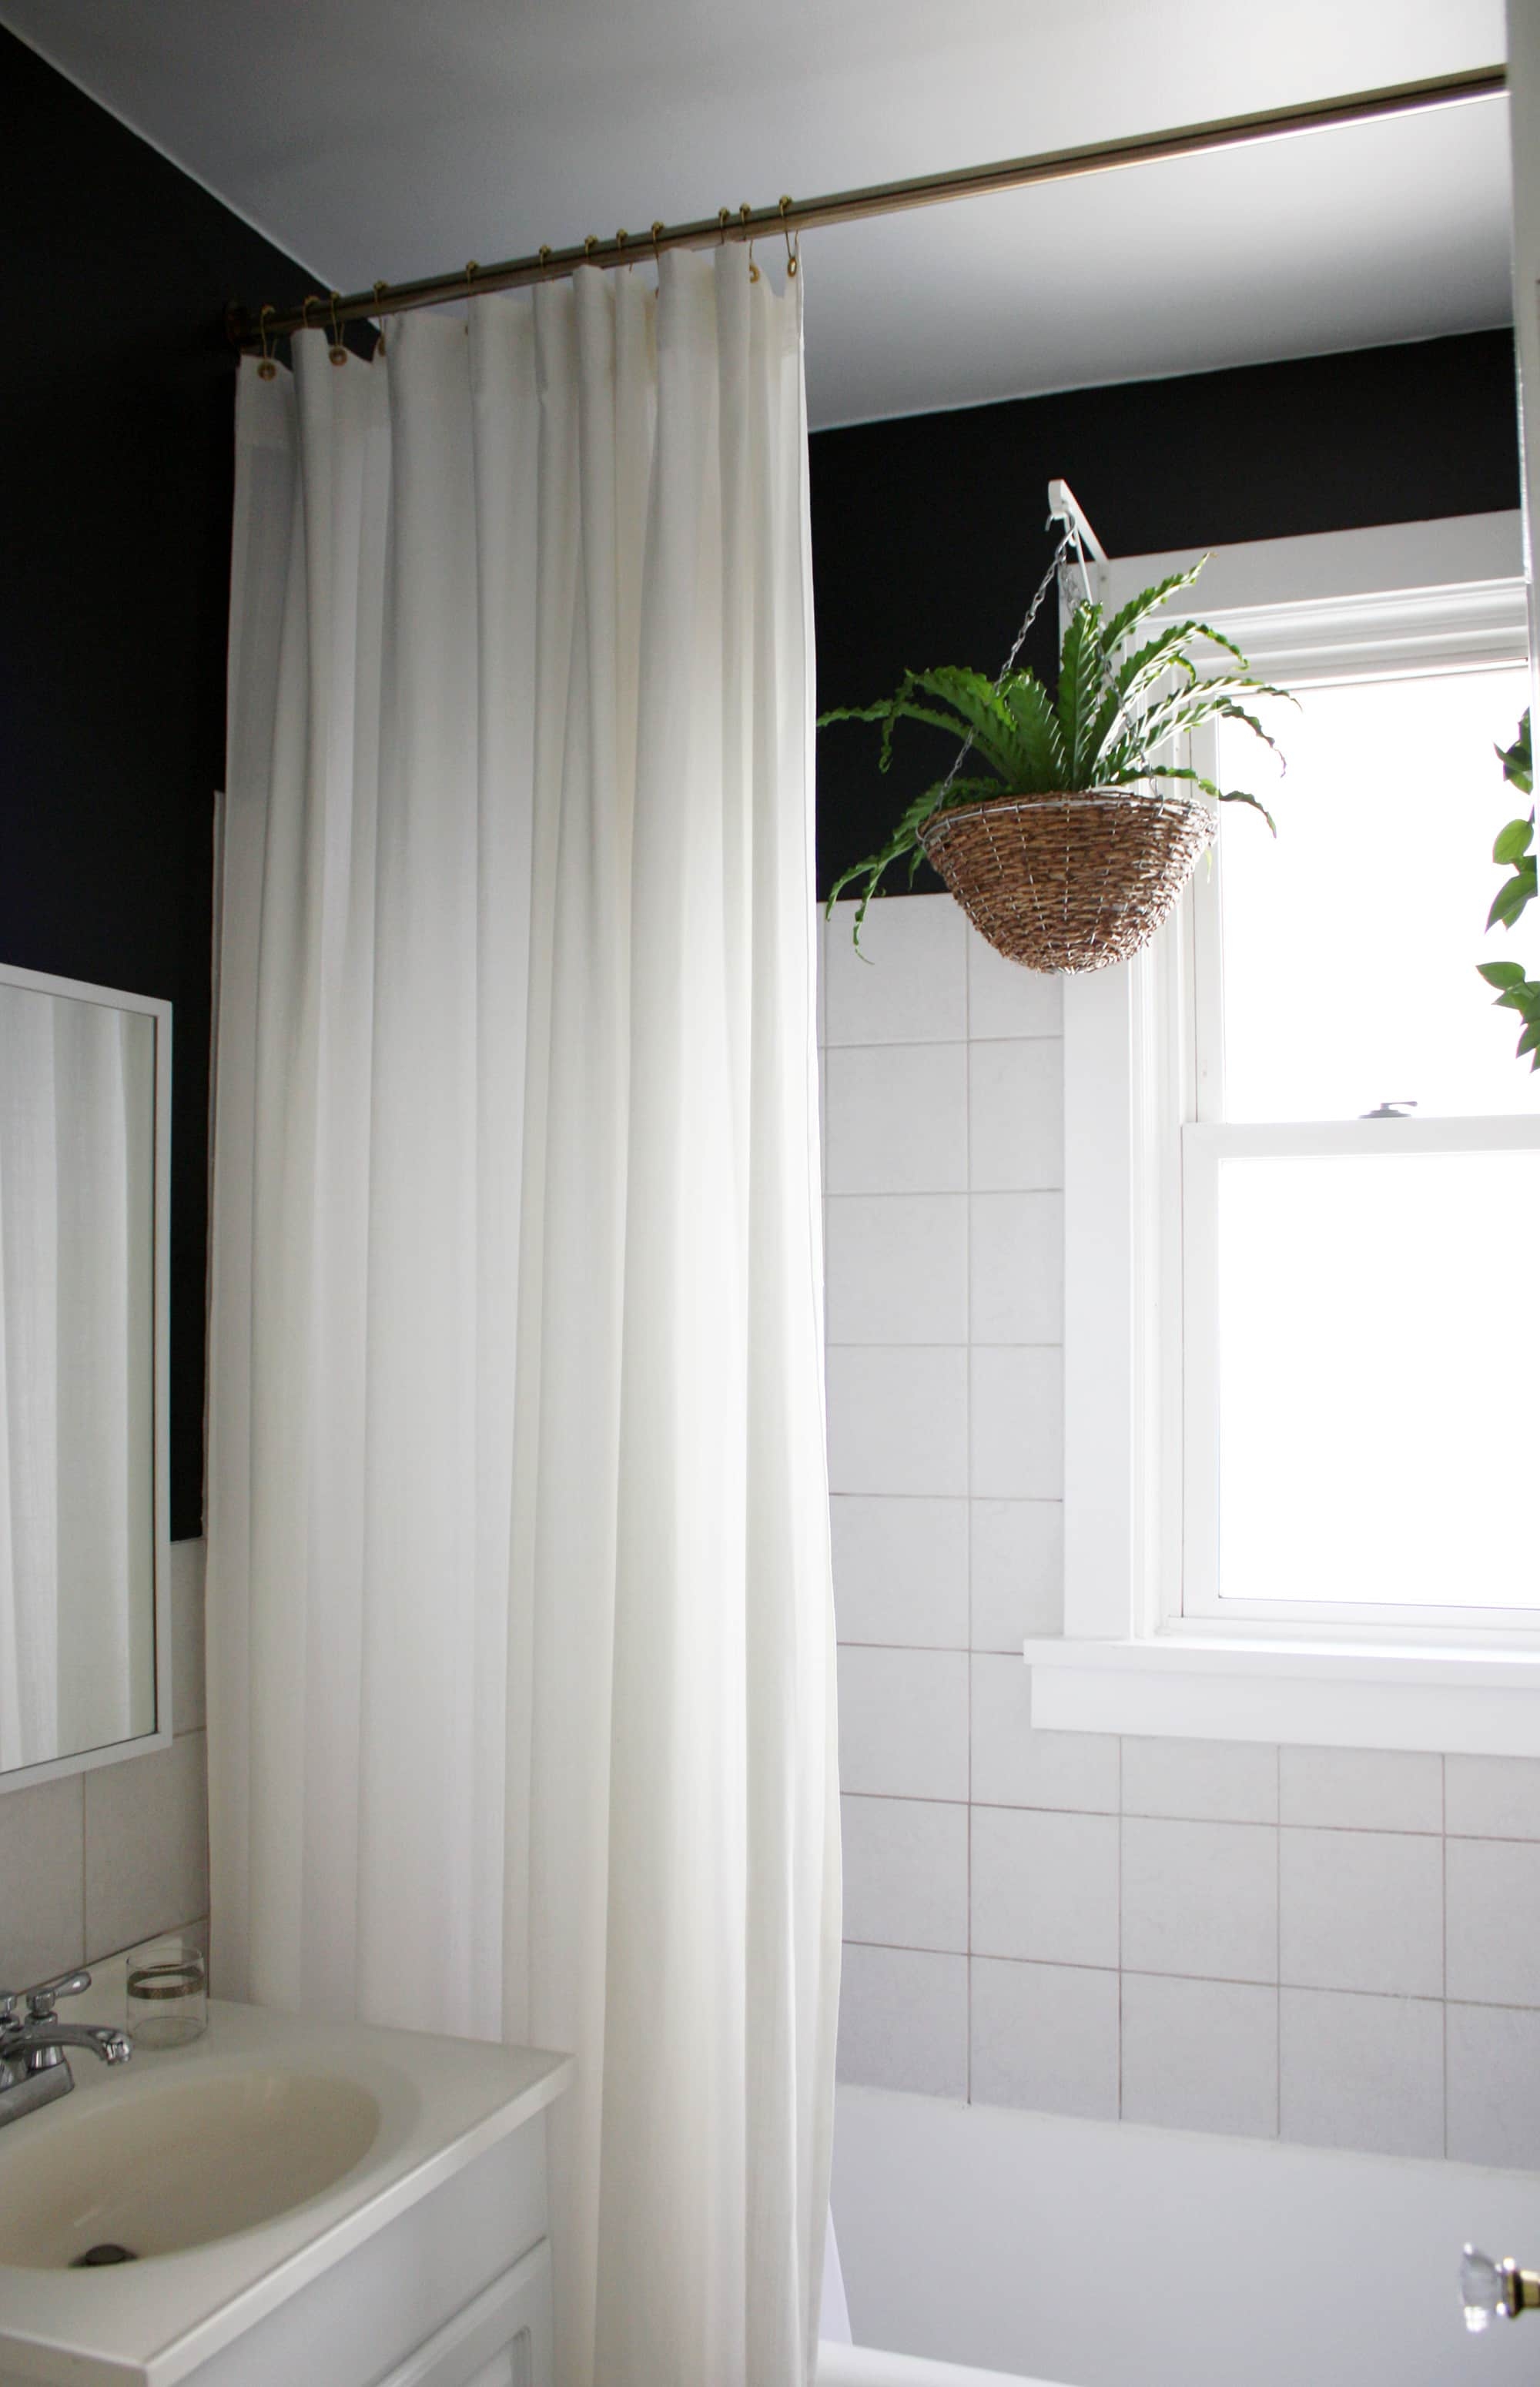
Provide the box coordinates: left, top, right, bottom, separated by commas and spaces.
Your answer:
0, 960, 173, 1792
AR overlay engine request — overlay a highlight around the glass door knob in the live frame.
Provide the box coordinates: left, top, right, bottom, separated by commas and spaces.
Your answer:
1462, 2245, 1540, 2332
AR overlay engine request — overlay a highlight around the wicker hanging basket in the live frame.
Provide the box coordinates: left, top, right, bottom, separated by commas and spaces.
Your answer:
918, 785, 1214, 975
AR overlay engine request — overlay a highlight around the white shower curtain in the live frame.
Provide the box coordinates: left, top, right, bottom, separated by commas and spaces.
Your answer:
208, 249, 840, 2387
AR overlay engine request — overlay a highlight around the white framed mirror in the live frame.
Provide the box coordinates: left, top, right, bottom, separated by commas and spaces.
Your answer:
0, 961, 171, 1789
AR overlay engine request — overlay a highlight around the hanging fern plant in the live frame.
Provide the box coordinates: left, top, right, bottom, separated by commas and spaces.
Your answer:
821, 560, 1290, 965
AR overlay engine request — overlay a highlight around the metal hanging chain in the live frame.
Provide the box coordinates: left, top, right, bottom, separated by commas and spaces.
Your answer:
933, 524, 1076, 805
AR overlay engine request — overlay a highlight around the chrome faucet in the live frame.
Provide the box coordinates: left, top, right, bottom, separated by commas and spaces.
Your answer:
0, 1968, 132, 2127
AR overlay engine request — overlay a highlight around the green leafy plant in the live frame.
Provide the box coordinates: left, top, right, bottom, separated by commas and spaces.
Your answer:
1476, 710, 1540, 1070
821, 560, 1290, 937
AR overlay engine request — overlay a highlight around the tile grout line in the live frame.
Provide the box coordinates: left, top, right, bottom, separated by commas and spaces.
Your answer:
1441, 1751, 1448, 2158
839, 1935, 1526, 2007
1276, 1745, 1283, 2136
79, 1771, 89, 1967
1116, 1736, 1124, 2118
839, 1772, 1504, 1837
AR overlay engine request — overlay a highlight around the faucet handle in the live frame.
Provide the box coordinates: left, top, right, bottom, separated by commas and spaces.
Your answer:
20, 1969, 92, 2021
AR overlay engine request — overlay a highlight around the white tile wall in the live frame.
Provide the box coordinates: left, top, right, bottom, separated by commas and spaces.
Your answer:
967, 1041, 1063, 1191
1445, 1836, 1540, 2007
1122, 1817, 1278, 1984
969, 1662, 1116, 1813
826, 1194, 968, 1345
825, 1346, 969, 1498
1446, 2002, 1540, 2168
970, 1500, 1063, 1648
1122, 1736, 1277, 1825
837, 1943, 968, 2098
969, 1348, 1062, 1499
826, 897, 968, 1046
1445, 1755, 1540, 1840
966, 932, 1063, 1041
1279, 1746, 1443, 1834
1279, 1987, 1444, 2159
842, 1794, 968, 1953
970, 1806, 1120, 1969
820, 897, 1539, 2165
0, 1541, 209, 1988
1122, 1974, 1277, 2140
970, 1957, 1118, 2119
837, 1645, 969, 1803
0, 1775, 87, 1985
825, 1044, 968, 1195
84, 1729, 210, 1960
969, 1191, 1063, 1345
831, 1496, 969, 1649
1280, 1828, 1443, 1999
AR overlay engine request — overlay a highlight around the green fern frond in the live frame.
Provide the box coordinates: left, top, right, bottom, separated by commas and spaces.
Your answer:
1101, 561, 1209, 651
818, 554, 1288, 945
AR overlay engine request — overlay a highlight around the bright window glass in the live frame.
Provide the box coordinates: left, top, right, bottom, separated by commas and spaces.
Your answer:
1215, 666, 1537, 1121
1214, 1148, 1540, 1608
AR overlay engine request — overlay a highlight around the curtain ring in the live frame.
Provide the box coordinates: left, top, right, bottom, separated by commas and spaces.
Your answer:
256, 302, 277, 380
373, 280, 390, 355
740, 203, 760, 283
778, 195, 798, 279
328, 290, 348, 367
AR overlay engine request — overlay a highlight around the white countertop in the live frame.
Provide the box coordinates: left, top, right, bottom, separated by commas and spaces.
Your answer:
0, 1974, 573, 2387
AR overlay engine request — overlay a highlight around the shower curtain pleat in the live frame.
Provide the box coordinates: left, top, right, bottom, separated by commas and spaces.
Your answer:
208, 249, 840, 2387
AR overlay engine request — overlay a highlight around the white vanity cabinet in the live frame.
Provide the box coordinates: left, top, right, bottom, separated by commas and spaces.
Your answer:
171, 2112, 557, 2387
0, 1996, 572, 2387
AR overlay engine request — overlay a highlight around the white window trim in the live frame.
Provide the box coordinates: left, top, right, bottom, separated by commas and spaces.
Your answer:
1036, 508, 1540, 1754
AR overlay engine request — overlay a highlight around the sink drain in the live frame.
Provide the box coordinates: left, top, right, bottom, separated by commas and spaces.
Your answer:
71, 2243, 138, 2267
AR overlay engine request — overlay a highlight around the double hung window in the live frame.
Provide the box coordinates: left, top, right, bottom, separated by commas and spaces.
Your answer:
1036, 514, 1540, 1749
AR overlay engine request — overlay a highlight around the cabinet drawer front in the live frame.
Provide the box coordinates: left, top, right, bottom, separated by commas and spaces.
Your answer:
376, 2242, 552, 2387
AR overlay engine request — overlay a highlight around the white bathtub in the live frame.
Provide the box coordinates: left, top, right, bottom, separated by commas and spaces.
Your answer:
819, 2345, 1061, 2385
833, 2085, 1540, 2387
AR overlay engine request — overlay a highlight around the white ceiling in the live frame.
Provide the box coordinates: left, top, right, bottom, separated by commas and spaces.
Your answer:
5, 0, 1513, 427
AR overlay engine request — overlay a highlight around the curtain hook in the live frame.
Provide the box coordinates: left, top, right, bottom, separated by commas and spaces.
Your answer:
300, 292, 322, 338
617, 228, 630, 270
778, 195, 798, 278
718, 207, 731, 248
584, 236, 598, 260
538, 245, 553, 271
464, 261, 479, 336
651, 220, 665, 278
328, 290, 348, 367
740, 203, 760, 283
373, 280, 389, 355
256, 302, 277, 380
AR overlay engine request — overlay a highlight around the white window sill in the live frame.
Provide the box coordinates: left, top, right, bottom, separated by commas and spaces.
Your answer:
1023, 1636, 1540, 1756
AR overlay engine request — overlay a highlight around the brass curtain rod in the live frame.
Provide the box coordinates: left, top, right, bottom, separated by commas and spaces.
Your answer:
229, 63, 1505, 350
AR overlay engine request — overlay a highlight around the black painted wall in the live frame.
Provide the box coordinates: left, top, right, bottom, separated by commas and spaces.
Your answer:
812, 331, 1521, 899
0, 31, 329, 1536
1, 24, 1522, 1529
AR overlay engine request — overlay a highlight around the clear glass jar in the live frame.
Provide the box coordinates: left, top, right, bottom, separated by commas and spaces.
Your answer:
126, 1937, 207, 2047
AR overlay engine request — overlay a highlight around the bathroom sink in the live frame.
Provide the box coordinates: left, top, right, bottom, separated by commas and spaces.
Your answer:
0, 2067, 381, 2266
0, 1988, 573, 2387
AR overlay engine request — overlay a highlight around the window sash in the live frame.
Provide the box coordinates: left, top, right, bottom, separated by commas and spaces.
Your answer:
1179, 1116, 1540, 1634
1063, 513, 1535, 1657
